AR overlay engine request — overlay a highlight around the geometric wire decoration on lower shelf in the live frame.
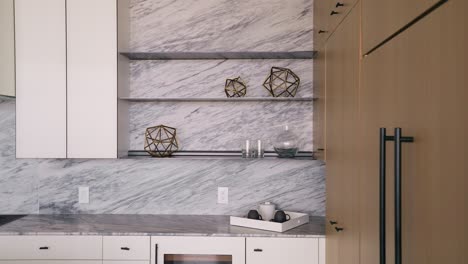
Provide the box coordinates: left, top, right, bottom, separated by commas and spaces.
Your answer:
263, 67, 301, 97
144, 124, 179, 157
224, 76, 247, 97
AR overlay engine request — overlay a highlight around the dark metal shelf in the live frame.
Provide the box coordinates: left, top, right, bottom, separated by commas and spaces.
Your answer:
120, 51, 317, 60
119, 97, 317, 102
124, 150, 315, 160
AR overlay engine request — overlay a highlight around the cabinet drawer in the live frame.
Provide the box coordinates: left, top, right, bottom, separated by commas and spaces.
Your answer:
103, 236, 150, 260
104, 262, 149, 264
246, 237, 319, 264
0, 236, 102, 260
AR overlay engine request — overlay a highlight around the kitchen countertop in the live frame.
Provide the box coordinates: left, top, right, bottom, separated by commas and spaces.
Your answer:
0, 214, 325, 238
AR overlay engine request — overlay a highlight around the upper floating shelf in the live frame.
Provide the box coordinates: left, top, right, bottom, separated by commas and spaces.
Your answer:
120, 51, 317, 60
119, 97, 317, 102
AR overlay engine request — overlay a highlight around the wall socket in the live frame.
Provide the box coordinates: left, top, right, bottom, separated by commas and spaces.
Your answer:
78, 186, 89, 204
218, 187, 229, 204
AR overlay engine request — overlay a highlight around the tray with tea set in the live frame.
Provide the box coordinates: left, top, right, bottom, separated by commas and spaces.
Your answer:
230, 211, 309, 232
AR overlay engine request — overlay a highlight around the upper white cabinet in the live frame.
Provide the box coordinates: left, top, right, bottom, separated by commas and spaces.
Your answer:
0, 0, 15, 97
15, 0, 122, 159
15, 0, 67, 158
66, 0, 118, 158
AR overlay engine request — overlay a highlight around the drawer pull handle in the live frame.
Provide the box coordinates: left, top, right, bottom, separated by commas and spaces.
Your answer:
254, 249, 263, 252
330, 10, 339, 16
335, 2, 344, 8
318, 30, 327, 34
335, 227, 344, 232
121, 247, 130, 251
39, 246, 49, 250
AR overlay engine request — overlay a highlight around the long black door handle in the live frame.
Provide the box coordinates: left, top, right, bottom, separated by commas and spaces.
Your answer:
155, 244, 158, 264
379, 128, 388, 264
394, 128, 414, 264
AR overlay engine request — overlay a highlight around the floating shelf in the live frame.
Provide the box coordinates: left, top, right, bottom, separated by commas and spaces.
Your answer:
119, 97, 317, 102
120, 51, 317, 60
125, 150, 315, 160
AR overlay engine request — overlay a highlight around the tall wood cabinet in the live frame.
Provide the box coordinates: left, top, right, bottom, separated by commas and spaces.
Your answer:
323, 4, 360, 264
315, 0, 468, 263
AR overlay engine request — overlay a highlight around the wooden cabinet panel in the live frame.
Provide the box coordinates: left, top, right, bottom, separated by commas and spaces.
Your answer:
327, 0, 359, 35
362, 0, 443, 53
324, 3, 360, 264
314, 0, 331, 50
67, 0, 117, 158
313, 48, 326, 160
246, 238, 319, 264
360, 1, 468, 264
15, 0, 67, 158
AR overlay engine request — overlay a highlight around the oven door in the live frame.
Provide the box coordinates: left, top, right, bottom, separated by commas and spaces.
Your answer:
151, 236, 245, 264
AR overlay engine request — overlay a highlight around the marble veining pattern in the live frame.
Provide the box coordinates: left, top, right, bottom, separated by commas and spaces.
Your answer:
0, 98, 325, 216
129, 0, 314, 52
0, 214, 325, 237
129, 59, 313, 98
128, 101, 313, 151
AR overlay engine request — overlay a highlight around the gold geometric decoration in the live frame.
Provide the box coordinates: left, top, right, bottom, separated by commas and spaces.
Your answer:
262, 67, 301, 97
225, 77, 247, 97
144, 125, 179, 157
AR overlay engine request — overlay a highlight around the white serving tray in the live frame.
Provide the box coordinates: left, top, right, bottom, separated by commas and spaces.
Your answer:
230, 211, 309, 233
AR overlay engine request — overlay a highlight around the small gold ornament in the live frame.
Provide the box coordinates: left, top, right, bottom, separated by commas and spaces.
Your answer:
263, 67, 300, 97
224, 77, 247, 97
144, 125, 179, 157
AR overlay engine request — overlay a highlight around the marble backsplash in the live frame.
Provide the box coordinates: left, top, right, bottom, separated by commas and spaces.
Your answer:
0, 98, 325, 215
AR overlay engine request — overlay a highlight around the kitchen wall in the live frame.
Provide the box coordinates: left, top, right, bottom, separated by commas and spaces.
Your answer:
0, 97, 324, 215
0, 0, 325, 216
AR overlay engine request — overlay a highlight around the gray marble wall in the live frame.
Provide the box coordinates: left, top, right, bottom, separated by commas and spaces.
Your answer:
127, 0, 315, 152
0, 98, 325, 215
0, 0, 324, 216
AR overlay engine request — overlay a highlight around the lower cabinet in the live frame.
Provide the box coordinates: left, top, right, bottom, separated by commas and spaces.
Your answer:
246, 237, 321, 264
151, 236, 245, 264
0, 235, 325, 264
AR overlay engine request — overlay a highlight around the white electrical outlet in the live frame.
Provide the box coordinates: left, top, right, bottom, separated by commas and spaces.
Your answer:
78, 186, 89, 204
218, 187, 229, 204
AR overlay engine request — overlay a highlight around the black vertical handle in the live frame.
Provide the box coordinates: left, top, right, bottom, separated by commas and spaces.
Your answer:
155, 244, 158, 264
394, 128, 414, 264
379, 128, 387, 264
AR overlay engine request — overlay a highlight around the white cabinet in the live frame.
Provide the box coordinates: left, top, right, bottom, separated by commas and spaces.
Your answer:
0, 0, 15, 97
15, 0, 119, 159
103, 236, 150, 261
66, 0, 118, 158
0, 262, 101, 264
246, 237, 321, 264
0, 236, 102, 260
15, 0, 67, 158
151, 236, 245, 264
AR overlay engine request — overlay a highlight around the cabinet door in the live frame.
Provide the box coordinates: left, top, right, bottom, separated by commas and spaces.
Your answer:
362, 0, 443, 53
15, 0, 67, 158
151, 236, 245, 264
327, 0, 359, 35
312, 48, 326, 160
360, 1, 468, 264
325, 3, 360, 264
0, 0, 15, 97
246, 238, 319, 264
67, 0, 117, 158
313, 0, 330, 49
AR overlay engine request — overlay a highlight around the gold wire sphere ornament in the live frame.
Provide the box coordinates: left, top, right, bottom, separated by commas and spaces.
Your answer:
224, 77, 247, 97
144, 125, 179, 157
263, 67, 301, 97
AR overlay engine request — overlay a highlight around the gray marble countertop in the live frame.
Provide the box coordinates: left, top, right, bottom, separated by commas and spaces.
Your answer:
0, 215, 325, 238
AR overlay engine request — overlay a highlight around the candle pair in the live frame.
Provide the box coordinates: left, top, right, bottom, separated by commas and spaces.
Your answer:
242, 140, 264, 158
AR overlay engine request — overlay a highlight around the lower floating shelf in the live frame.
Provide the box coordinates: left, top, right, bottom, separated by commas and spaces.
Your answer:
125, 150, 315, 160
119, 97, 316, 102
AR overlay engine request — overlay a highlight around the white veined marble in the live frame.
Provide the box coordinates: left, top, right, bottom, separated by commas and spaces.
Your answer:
0, 98, 325, 216
130, 0, 314, 52
130, 59, 313, 98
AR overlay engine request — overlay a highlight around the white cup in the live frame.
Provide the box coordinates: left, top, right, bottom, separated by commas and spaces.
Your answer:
258, 202, 276, 221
